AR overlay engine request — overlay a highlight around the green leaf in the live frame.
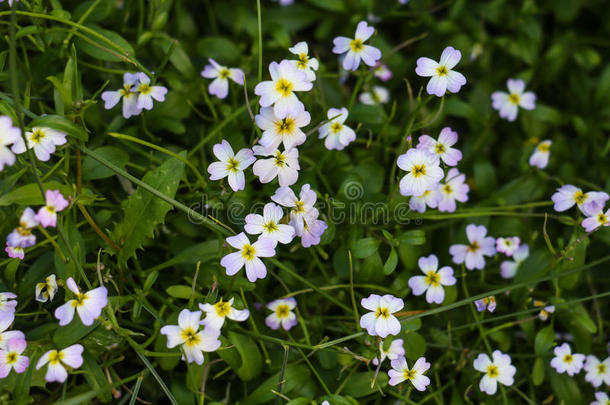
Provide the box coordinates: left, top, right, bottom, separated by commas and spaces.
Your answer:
397, 230, 426, 245
549, 368, 583, 404
403, 332, 426, 360
53, 319, 99, 347
196, 36, 242, 66
29, 114, 89, 141
0, 181, 71, 206
341, 371, 389, 398
76, 25, 135, 62
82, 146, 129, 180
216, 331, 262, 381
81, 352, 113, 403
350, 104, 384, 124
165, 285, 202, 300
534, 325, 554, 356
241, 364, 310, 404
350, 237, 380, 259
113, 154, 186, 265
532, 357, 545, 386
383, 247, 398, 275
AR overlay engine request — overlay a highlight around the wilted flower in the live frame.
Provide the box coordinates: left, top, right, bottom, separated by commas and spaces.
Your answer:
359, 86, 389, 105
449, 224, 496, 270
199, 298, 250, 331
332, 21, 381, 71
373, 338, 405, 366
473, 350, 516, 395
529, 140, 551, 169
12, 127, 67, 162
408, 254, 456, 304
256, 104, 310, 151
200, 58, 244, 99
36, 344, 84, 383
551, 185, 609, 216
318, 107, 356, 151
415, 46, 466, 97
491, 79, 536, 121
388, 357, 431, 391
265, 297, 298, 330
6, 207, 38, 248
359, 294, 403, 338
252, 145, 300, 187
500, 244, 529, 279
584, 355, 610, 387
220, 233, 276, 282
0, 116, 21, 171
0, 338, 28, 378
300, 218, 327, 248
475, 296, 496, 313
534, 300, 555, 321
4, 245, 23, 260
244, 202, 295, 245
436, 168, 469, 213
397, 148, 444, 197
160, 309, 221, 365
254, 60, 312, 119
288, 42, 319, 81
35, 274, 58, 303
54, 277, 108, 326
496, 237, 521, 256
416, 127, 462, 166
207, 140, 255, 192
550, 343, 585, 376
36, 189, 69, 228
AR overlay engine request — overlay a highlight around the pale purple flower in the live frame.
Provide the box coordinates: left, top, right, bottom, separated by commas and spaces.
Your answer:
436, 168, 469, 212
220, 233, 276, 282
551, 184, 609, 216
254, 60, 312, 119
300, 217, 327, 248
332, 21, 381, 71
409, 189, 440, 213
36, 189, 69, 228
529, 140, 551, 169
0, 293, 17, 331
11, 127, 67, 162
0, 319, 24, 350
160, 309, 221, 365
0, 116, 20, 171
318, 107, 356, 151
207, 140, 255, 192
256, 104, 310, 151
6, 207, 38, 248
495, 236, 521, 256
199, 298, 249, 331
244, 202, 295, 245
101, 72, 142, 119
415, 46, 466, 97
550, 343, 585, 377
449, 224, 496, 270
582, 206, 610, 233
374, 63, 393, 81
584, 355, 610, 387
36, 344, 84, 383
288, 42, 319, 81
265, 297, 298, 330
359, 86, 389, 105
416, 127, 462, 166
252, 145, 300, 187
134, 72, 167, 110
473, 351, 516, 395
372, 339, 404, 366
271, 184, 318, 236
359, 294, 403, 338
474, 296, 496, 313
54, 278, 108, 326
4, 245, 23, 260
491, 79, 536, 121
201, 58, 244, 99
0, 338, 28, 378
397, 148, 444, 197
388, 357, 431, 390
408, 254, 456, 304
500, 244, 529, 279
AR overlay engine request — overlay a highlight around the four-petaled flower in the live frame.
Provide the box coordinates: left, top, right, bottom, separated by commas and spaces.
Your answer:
582, 206, 610, 233
36, 344, 84, 383
265, 297, 298, 331
160, 309, 221, 365
397, 148, 444, 197
417, 127, 463, 166
288, 42, 319, 81
491, 79, 536, 121
496, 236, 521, 256
6, 207, 38, 248
359, 86, 390, 105
255, 60, 312, 119
449, 224, 496, 270
256, 104, 310, 151
359, 294, 404, 338
551, 184, 609, 216
220, 232, 276, 282
408, 254, 456, 304
207, 140, 255, 192
388, 357, 431, 391
135, 73, 168, 111
54, 277, 108, 326
252, 145, 300, 186
474, 296, 496, 313
12, 126, 67, 162
35, 274, 58, 303
0, 116, 20, 171
332, 21, 381, 71
550, 343, 585, 377
201, 58, 244, 99
199, 298, 249, 331
372, 338, 405, 366
36, 189, 69, 228
436, 168, 470, 213
0, 338, 28, 378
415, 46, 466, 97
0, 292, 17, 331
584, 355, 610, 387
244, 202, 295, 245
473, 350, 516, 395
500, 244, 529, 279
101, 73, 142, 119
318, 107, 356, 151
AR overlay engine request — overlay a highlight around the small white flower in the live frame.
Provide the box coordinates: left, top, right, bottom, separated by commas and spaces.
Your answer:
582, 206, 610, 233
529, 140, 551, 169
409, 189, 440, 213
584, 355, 610, 387
252, 145, 300, 187
199, 298, 249, 331
265, 297, 298, 330
101, 72, 142, 119
397, 148, 444, 197
54, 278, 108, 326
474, 296, 496, 313
592, 392, 610, 405
500, 244, 529, 279
551, 184, 609, 216
318, 107, 356, 151
36, 344, 84, 383
449, 224, 496, 270
550, 343, 585, 376
220, 233, 276, 282
200, 58, 244, 99
160, 309, 221, 365
0, 338, 29, 378
35, 274, 58, 303
0, 116, 20, 172
416, 127, 462, 166
254, 60, 312, 119
491, 79, 536, 121
496, 237, 521, 256
244, 202, 295, 245
359, 86, 389, 105
256, 104, 310, 151
288, 42, 319, 81
332, 21, 381, 71
533, 300, 555, 321
373, 338, 405, 366
387, 357, 431, 391
415, 46, 466, 97
207, 140, 255, 192
11, 127, 67, 162
473, 350, 517, 395
271, 184, 318, 236
359, 294, 403, 338
135, 73, 168, 111
408, 254, 456, 304
436, 168, 469, 213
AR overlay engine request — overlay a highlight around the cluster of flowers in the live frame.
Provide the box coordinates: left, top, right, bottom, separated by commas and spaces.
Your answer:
0, 277, 107, 383
551, 184, 610, 233
101, 72, 168, 119
5, 190, 69, 260
550, 343, 610, 400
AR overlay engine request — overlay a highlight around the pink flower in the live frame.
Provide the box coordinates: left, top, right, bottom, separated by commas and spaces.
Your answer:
495, 236, 521, 256
0, 338, 29, 378
54, 278, 108, 326
5, 244, 24, 260
36, 190, 69, 228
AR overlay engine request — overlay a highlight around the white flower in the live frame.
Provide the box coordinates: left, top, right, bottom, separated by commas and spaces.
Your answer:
54, 278, 108, 326
318, 107, 356, 151
200, 58, 244, 99
271, 184, 318, 236
387, 357, 431, 391
101, 72, 142, 119
474, 296, 496, 313
134, 73, 167, 111
11, 127, 67, 162
416, 127, 462, 166
332, 21, 381, 71
436, 168, 469, 213
496, 237, 521, 256
529, 140, 551, 169
449, 224, 496, 270
0, 338, 29, 377
265, 297, 298, 330
220, 233, 276, 282
582, 206, 610, 233
533, 300, 555, 321
254, 60, 312, 119
359, 86, 389, 105
415, 46, 466, 97
252, 145, 300, 186
35, 274, 58, 303
408, 254, 456, 304
473, 350, 517, 395
592, 392, 610, 405
500, 244, 529, 279
372, 338, 405, 366
160, 309, 221, 365
0, 116, 20, 171
288, 42, 319, 81
36, 344, 84, 383
199, 298, 249, 331
359, 294, 403, 338
0, 293, 17, 331
584, 355, 610, 387
256, 104, 310, 151
207, 140, 255, 192
551, 184, 609, 216
244, 202, 295, 245
550, 343, 585, 376
409, 189, 440, 213
6, 207, 38, 248
397, 148, 444, 197
491, 79, 536, 121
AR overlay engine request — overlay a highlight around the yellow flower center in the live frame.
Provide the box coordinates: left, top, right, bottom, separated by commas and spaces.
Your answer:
330, 122, 343, 134
435, 143, 446, 154
219, 69, 231, 79
403, 369, 416, 380
467, 241, 480, 253
49, 350, 65, 365
598, 364, 607, 374
597, 213, 608, 224
563, 354, 573, 364
443, 184, 453, 194
297, 53, 309, 69
293, 200, 305, 214
350, 39, 364, 52
138, 83, 151, 95
375, 307, 390, 319
241, 244, 256, 260
508, 93, 521, 105
263, 221, 279, 233
574, 191, 586, 205
180, 328, 201, 347
72, 292, 87, 307
412, 164, 426, 177
436, 65, 448, 76
275, 79, 293, 97
537, 143, 550, 152
6, 352, 17, 364
275, 304, 290, 318
214, 300, 231, 317
226, 158, 240, 172
30, 129, 45, 143
425, 271, 440, 287
486, 365, 499, 378
274, 151, 286, 167
17, 226, 31, 236
276, 117, 295, 135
